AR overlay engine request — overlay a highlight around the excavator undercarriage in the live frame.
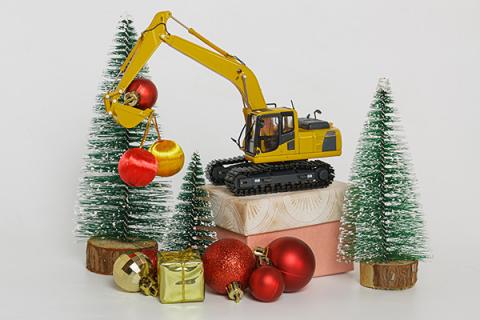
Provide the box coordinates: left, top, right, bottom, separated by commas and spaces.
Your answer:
206, 157, 334, 196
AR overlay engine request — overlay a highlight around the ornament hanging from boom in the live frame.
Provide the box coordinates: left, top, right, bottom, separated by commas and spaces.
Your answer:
149, 140, 184, 177
125, 78, 158, 110
116, 78, 185, 186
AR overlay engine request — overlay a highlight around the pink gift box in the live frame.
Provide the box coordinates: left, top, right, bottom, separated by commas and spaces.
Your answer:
214, 221, 353, 278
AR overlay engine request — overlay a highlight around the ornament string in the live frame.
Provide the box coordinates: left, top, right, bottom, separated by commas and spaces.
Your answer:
140, 113, 154, 148
152, 115, 162, 141
140, 113, 162, 148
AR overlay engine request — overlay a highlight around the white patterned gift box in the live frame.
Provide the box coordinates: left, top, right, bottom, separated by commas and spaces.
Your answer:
205, 181, 347, 236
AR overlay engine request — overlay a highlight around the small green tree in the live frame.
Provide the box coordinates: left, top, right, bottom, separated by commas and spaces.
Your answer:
337, 78, 429, 263
75, 16, 172, 242
168, 152, 217, 254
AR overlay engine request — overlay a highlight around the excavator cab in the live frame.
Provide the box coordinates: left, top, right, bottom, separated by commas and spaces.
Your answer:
242, 107, 341, 165
244, 109, 295, 156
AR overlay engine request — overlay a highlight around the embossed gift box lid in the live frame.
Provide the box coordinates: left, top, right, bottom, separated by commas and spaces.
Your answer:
205, 181, 347, 236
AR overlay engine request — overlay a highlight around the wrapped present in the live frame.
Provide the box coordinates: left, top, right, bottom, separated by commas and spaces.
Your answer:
205, 181, 347, 235
215, 221, 353, 277
157, 249, 205, 303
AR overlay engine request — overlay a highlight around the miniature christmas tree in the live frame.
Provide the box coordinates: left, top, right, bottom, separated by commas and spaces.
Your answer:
337, 78, 428, 289
75, 16, 172, 274
168, 152, 217, 254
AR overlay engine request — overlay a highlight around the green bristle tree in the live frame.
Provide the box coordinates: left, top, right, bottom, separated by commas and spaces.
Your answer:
337, 78, 429, 264
75, 16, 172, 242
168, 152, 217, 254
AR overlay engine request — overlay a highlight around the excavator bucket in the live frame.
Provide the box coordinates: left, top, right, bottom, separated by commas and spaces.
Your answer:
109, 102, 153, 129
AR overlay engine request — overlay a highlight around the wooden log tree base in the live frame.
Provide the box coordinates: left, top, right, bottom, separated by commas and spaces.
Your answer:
360, 261, 418, 290
86, 238, 158, 275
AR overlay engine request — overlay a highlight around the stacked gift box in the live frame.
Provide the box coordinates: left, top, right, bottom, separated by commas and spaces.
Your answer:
205, 181, 353, 277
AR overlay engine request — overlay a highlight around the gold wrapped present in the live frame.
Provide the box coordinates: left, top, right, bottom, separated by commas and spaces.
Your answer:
158, 249, 205, 303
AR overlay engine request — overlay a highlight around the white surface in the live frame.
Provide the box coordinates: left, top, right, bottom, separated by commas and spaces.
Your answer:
0, 0, 479, 319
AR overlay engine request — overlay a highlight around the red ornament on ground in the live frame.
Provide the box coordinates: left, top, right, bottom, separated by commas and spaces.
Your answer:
140, 248, 158, 274
126, 78, 158, 110
249, 266, 285, 302
267, 237, 316, 292
203, 239, 256, 302
118, 148, 157, 187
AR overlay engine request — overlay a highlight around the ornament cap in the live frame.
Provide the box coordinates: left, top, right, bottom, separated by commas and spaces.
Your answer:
253, 246, 271, 266
226, 282, 244, 303
124, 91, 140, 106
139, 275, 159, 296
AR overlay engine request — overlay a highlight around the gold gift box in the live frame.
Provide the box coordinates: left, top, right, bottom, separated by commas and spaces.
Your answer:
157, 249, 205, 303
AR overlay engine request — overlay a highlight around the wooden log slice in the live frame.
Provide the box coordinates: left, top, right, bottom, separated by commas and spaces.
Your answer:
360, 261, 418, 290
86, 238, 158, 275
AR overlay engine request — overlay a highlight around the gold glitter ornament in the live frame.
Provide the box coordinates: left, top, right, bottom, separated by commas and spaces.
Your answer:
113, 252, 152, 292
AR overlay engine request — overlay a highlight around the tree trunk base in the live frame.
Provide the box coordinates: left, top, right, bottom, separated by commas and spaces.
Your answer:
86, 238, 158, 275
360, 261, 418, 290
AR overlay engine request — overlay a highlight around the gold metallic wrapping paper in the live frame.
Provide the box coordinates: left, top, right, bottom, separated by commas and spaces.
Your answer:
158, 249, 205, 303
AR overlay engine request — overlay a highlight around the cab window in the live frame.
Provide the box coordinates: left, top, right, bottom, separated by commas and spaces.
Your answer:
282, 114, 294, 133
258, 115, 279, 153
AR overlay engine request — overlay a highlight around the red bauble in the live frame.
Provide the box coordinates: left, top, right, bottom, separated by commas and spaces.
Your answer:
203, 239, 256, 296
118, 148, 157, 187
126, 78, 158, 110
267, 237, 315, 292
140, 248, 158, 274
249, 266, 285, 302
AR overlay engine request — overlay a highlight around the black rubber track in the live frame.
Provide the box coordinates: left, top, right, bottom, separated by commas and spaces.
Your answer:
224, 160, 335, 196
205, 156, 247, 185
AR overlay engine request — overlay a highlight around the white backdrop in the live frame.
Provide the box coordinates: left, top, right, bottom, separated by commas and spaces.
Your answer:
0, 0, 479, 319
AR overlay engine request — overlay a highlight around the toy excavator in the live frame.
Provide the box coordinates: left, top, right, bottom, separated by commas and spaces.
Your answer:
104, 11, 342, 196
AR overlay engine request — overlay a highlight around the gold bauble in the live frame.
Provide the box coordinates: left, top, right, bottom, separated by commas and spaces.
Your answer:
113, 252, 152, 292
148, 140, 185, 177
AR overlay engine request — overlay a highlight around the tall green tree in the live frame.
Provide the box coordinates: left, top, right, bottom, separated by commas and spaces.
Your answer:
75, 16, 172, 242
337, 78, 429, 263
168, 152, 217, 254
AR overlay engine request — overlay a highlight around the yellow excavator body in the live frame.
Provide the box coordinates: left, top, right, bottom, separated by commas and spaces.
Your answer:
103, 11, 342, 195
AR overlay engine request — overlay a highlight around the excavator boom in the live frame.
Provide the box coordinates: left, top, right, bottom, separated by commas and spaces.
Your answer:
104, 11, 266, 128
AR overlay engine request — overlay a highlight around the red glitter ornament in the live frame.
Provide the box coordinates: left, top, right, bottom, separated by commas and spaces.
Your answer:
203, 239, 256, 302
267, 237, 315, 292
126, 78, 158, 110
118, 148, 157, 187
249, 266, 285, 302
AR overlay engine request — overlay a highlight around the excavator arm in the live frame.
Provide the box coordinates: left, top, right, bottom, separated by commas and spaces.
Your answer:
104, 11, 267, 128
